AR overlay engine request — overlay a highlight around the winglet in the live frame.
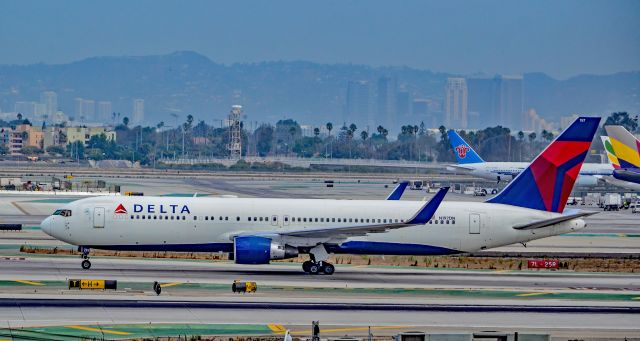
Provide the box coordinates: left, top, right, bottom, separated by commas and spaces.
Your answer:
407, 187, 449, 224
386, 181, 409, 200
447, 130, 484, 164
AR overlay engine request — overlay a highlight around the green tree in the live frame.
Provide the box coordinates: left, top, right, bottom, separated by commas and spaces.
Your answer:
603, 112, 638, 132
0, 145, 8, 155
46, 145, 65, 155
20, 146, 43, 155
123, 116, 130, 127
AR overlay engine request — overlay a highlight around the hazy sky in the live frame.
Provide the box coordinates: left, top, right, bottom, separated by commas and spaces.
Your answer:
1, 0, 638, 78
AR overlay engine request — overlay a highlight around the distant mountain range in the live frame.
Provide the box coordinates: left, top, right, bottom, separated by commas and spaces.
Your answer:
0, 51, 638, 128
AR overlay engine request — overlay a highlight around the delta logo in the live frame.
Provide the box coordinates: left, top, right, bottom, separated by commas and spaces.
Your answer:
455, 144, 470, 159
114, 204, 127, 214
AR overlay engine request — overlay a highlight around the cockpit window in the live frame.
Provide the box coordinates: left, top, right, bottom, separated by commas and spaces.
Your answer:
53, 209, 72, 217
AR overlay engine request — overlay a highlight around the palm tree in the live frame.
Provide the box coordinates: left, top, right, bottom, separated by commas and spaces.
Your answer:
360, 130, 368, 141
17, 113, 23, 121
313, 127, 320, 138
122, 117, 129, 127
326, 122, 333, 159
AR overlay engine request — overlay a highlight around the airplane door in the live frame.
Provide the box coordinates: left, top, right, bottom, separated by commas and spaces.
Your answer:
271, 215, 278, 226
283, 215, 290, 227
93, 207, 105, 228
469, 213, 480, 234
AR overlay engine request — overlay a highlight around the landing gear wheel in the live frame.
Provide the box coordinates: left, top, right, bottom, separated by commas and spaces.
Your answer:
302, 260, 313, 273
321, 263, 335, 275
308, 262, 320, 275
81, 259, 91, 270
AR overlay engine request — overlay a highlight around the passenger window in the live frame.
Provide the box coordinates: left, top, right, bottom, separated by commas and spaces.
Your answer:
366, 219, 370, 223
338, 218, 342, 222
194, 216, 197, 220
142, 215, 146, 220
314, 218, 318, 222
259, 217, 263, 222
206, 216, 209, 221
219, 216, 223, 220
225, 217, 228, 221
435, 220, 438, 224
303, 218, 307, 222
446, 220, 449, 224
130, 215, 134, 219
285, 217, 289, 222
236, 217, 240, 221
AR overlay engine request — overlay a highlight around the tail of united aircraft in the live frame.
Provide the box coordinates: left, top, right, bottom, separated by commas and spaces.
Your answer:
447, 130, 484, 164
604, 125, 640, 169
488, 117, 601, 213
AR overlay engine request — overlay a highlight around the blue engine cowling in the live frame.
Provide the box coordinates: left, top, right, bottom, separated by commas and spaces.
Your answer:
233, 236, 299, 264
613, 168, 640, 184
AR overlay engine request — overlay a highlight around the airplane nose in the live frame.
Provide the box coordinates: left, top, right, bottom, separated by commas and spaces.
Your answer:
41, 217, 52, 236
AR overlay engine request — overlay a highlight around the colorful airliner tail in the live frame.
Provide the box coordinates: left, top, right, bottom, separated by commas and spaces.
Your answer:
600, 136, 620, 169
604, 125, 640, 169
488, 117, 601, 213
447, 130, 484, 164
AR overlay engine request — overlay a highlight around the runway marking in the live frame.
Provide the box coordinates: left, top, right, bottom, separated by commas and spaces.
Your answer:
517, 292, 550, 297
64, 325, 130, 335
14, 280, 45, 286
10, 202, 30, 215
268, 324, 286, 333
160, 282, 182, 287
290, 325, 412, 335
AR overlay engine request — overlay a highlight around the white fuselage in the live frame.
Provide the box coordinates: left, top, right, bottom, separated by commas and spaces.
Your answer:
42, 196, 586, 256
449, 162, 614, 186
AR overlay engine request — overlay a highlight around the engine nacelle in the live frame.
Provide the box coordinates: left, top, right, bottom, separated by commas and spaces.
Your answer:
233, 236, 299, 264
613, 169, 640, 184
575, 175, 598, 187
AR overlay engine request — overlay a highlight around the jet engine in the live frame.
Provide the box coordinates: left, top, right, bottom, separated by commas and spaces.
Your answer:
233, 236, 299, 264
575, 175, 598, 187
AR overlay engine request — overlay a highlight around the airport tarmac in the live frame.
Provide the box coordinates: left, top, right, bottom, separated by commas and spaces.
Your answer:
1, 172, 639, 338
0, 257, 638, 337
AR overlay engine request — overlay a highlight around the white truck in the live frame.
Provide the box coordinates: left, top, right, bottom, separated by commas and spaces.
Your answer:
603, 193, 622, 211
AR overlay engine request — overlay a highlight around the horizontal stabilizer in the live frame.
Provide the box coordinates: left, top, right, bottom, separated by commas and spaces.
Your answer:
386, 181, 409, 200
512, 211, 597, 230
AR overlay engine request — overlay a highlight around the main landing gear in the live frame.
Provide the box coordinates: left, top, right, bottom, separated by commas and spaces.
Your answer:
302, 260, 335, 275
79, 246, 91, 269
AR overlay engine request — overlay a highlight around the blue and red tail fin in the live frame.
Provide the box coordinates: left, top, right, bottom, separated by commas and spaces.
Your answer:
447, 130, 485, 164
488, 117, 600, 213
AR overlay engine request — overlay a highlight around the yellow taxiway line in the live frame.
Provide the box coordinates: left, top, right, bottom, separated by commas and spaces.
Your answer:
14, 280, 45, 286
64, 325, 130, 335
268, 324, 287, 333
517, 292, 550, 297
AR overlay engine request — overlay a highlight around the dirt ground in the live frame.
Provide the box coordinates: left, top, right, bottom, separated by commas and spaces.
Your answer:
21, 246, 640, 273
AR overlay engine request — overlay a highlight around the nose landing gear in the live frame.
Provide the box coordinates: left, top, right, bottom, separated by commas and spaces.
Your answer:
79, 246, 91, 269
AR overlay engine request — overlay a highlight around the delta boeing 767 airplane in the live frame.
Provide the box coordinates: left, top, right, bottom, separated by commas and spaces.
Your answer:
41, 117, 600, 275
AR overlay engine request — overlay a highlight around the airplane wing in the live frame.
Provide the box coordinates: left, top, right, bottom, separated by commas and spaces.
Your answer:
512, 211, 597, 230
446, 164, 475, 172
233, 187, 449, 239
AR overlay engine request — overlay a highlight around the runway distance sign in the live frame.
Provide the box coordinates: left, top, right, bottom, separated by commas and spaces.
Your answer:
527, 259, 559, 269
68, 279, 117, 290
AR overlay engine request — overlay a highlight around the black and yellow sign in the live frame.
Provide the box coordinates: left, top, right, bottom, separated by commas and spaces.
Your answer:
68, 279, 117, 290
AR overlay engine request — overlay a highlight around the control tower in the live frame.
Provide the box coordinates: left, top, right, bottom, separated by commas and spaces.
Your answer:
227, 105, 242, 159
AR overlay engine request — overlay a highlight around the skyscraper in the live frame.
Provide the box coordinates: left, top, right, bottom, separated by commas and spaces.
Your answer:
466, 75, 524, 130
496, 75, 524, 130
98, 101, 113, 123
445, 78, 468, 129
377, 77, 397, 130
396, 90, 411, 119
74, 98, 95, 122
133, 99, 144, 124
345, 81, 372, 126
40, 91, 57, 116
